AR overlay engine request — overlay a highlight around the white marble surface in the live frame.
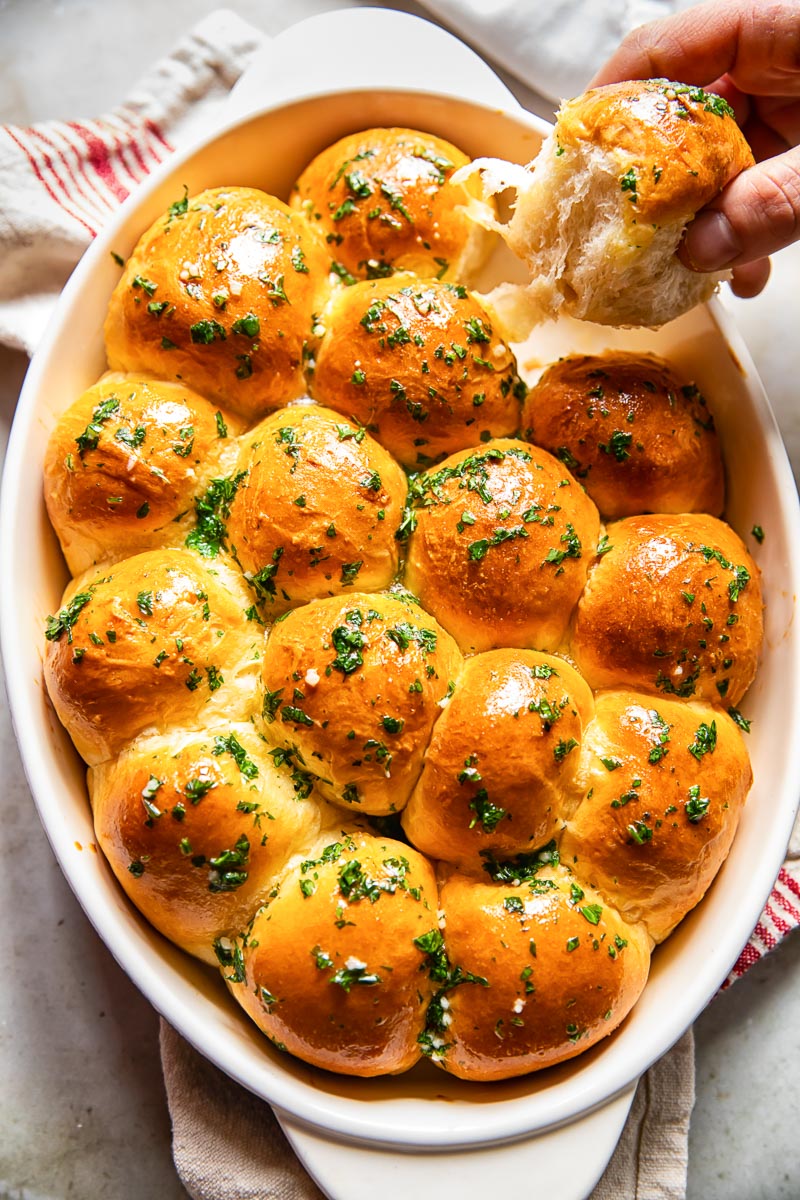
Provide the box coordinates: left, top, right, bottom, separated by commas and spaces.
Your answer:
1, 1, 800, 1198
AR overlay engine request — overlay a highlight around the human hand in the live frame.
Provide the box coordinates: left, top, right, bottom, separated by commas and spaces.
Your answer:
590, 0, 800, 297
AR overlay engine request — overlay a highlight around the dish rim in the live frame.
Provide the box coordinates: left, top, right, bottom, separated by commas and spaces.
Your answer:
3, 83, 800, 1150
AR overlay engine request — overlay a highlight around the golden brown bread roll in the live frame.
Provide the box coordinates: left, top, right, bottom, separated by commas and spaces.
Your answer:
40, 121, 764, 1084
260, 591, 463, 816
43, 549, 259, 764
291, 127, 493, 283
310, 276, 523, 469
105, 188, 330, 420
522, 353, 724, 518
403, 650, 593, 866
224, 830, 438, 1076
91, 728, 326, 962
404, 439, 601, 653
434, 864, 651, 1081
43, 374, 240, 574
466, 80, 755, 328
570, 513, 762, 706
561, 691, 752, 943
226, 405, 407, 612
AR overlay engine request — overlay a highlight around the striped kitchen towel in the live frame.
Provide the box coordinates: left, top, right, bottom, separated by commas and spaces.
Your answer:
0, 7, 266, 355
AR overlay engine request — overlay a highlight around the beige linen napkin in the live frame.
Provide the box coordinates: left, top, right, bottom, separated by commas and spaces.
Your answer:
160, 1021, 694, 1200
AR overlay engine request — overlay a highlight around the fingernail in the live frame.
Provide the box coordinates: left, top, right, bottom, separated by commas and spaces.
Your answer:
683, 211, 741, 271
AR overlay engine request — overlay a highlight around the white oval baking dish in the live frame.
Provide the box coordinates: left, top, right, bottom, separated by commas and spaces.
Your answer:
2, 10, 799, 1199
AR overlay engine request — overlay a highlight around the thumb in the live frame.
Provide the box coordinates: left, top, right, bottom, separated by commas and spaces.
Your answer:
681, 144, 800, 271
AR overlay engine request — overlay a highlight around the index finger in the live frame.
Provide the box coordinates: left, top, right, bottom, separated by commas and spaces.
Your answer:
588, 0, 743, 88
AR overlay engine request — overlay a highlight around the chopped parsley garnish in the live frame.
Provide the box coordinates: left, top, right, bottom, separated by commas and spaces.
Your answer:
167, 186, 189, 220
554, 738, 578, 762
45, 589, 94, 644
184, 777, 217, 804
543, 523, 582, 567
132, 274, 157, 296
598, 430, 633, 462
231, 312, 260, 337
75, 396, 120, 455
620, 167, 638, 203
600, 756, 621, 772
627, 820, 653, 844
340, 560, 363, 584
136, 590, 154, 616
688, 720, 717, 760
727, 707, 751, 733
185, 471, 245, 558
385, 622, 437, 654
212, 733, 259, 779
698, 545, 750, 602
480, 840, 559, 883
190, 319, 226, 344
468, 789, 507, 833
685, 784, 710, 822
281, 705, 314, 727
208, 833, 249, 892
262, 688, 284, 722
467, 526, 528, 562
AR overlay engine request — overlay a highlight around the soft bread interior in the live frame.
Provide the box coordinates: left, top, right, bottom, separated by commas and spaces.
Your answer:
458, 133, 723, 332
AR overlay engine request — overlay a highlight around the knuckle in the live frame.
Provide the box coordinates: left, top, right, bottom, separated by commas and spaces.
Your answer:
748, 161, 800, 242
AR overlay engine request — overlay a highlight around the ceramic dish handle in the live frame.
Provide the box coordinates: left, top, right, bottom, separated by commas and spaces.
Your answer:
276, 1082, 638, 1200
226, 7, 522, 121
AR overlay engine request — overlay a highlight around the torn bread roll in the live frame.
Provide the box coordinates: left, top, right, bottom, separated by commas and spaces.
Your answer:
459, 80, 754, 330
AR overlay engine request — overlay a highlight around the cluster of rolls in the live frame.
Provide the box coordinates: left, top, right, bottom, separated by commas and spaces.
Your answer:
42, 116, 763, 1082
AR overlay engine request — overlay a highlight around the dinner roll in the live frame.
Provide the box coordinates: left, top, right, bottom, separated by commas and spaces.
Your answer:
561, 692, 752, 943
523, 353, 724, 518
404, 439, 600, 653
433, 864, 650, 1080
403, 650, 593, 866
43, 549, 259, 764
226, 405, 407, 612
291, 127, 493, 283
465, 80, 754, 328
311, 276, 523, 469
44, 374, 240, 574
224, 830, 438, 1076
571, 514, 763, 706
260, 592, 462, 815
90, 727, 325, 962
105, 188, 330, 419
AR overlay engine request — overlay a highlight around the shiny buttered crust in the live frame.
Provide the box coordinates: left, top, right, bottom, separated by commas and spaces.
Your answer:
90, 728, 325, 963
523, 353, 724, 518
43, 549, 259, 764
470, 79, 754, 328
260, 592, 463, 815
226, 406, 407, 611
311, 277, 523, 469
571, 514, 762, 706
437, 866, 651, 1081
557, 80, 754, 227
41, 122, 764, 1083
105, 188, 330, 420
291, 127, 493, 282
43, 374, 240, 574
226, 831, 438, 1076
561, 692, 752, 943
405, 439, 601, 653
403, 650, 594, 866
